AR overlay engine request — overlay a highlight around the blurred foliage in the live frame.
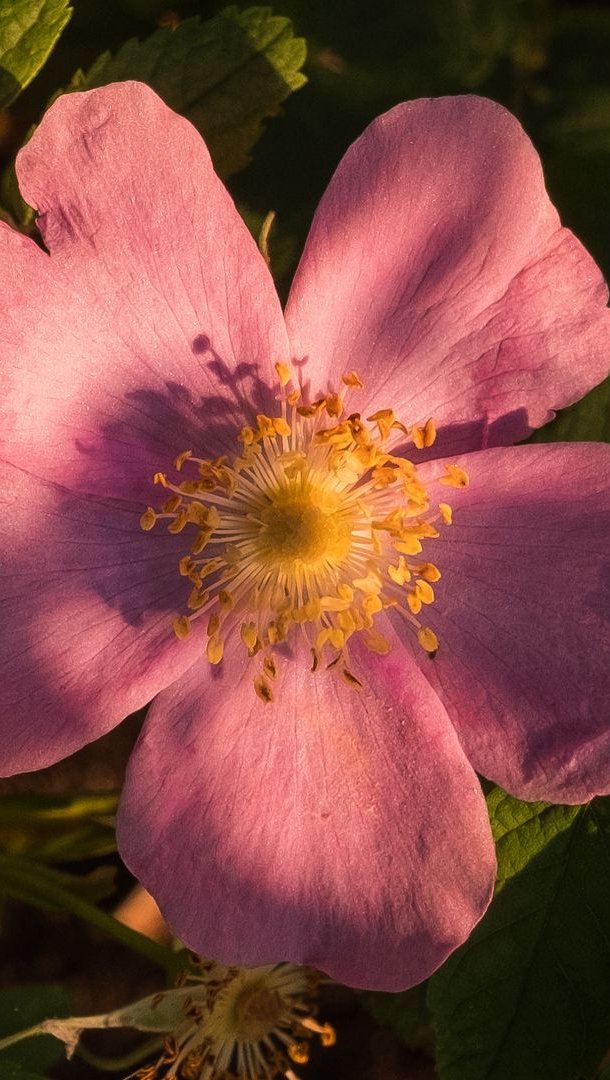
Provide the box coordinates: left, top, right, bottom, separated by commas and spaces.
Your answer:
0, 854, 116, 909
0, 1065, 50, 1079
0, 984, 72, 1076
0, 0, 71, 106
0, 792, 117, 863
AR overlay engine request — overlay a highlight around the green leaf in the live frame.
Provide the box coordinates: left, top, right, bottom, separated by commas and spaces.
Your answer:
429, 790, 610, 1080
0, 0, 72, 107
0, 791, 117, 862
0, 985, 72, 1072
529, 375, 610, 444
69, 5, 307, 177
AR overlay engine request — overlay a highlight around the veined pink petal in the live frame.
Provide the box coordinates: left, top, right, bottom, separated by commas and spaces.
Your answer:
406, 443, 610, 803
285, 96, 610, 455
117, 633, 495, 991
4, 82, 288, 504
0, 464, 202, 774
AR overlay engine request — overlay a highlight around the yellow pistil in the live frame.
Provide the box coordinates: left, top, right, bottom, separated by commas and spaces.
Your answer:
142, 369, 467, 696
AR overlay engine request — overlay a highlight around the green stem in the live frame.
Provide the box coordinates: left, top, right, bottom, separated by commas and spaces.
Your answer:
0, 1025, 44, 1055
76, 1035, 164, 1071
0, 855, 181, 979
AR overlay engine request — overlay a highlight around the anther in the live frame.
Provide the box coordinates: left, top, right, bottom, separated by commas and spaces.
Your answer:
288, 1042, 309, 1065
174, 450, 193, 470
414, 562, 441, 582
301, 1018, 337, 1047
275, 361, 292, 386
206, 635, 224, 664
140, 507, 157, 531
263, 655, 278, 680
411, 417, 437, 450
418, 626, 439, 655
241, 622, 258, 650
439, 464, 469, 487
254, 676, 273, 703
324, 392, 343, 417
173, 615, 191, 639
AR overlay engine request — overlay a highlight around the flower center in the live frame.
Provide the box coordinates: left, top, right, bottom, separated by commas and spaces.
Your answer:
136, 960, 335, 1080
234, 985, 284, 1040
256, 490, 353, 567
141, 364, 469, 701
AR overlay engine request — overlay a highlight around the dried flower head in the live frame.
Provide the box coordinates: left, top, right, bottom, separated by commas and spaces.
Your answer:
129, 962, 334, 1080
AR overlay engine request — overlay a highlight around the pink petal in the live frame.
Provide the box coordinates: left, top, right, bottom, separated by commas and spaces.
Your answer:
117, 633, 495, 991
5, 82, 288, 504
0, 465, 203, 774
285, 96, 610, 454
406, 443, 610, 803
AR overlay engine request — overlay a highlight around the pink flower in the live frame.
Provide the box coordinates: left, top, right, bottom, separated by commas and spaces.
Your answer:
2, 81, 610, 991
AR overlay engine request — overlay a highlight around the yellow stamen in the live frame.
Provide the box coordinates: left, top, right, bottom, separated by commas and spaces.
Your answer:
415, 562, 441, 582
288, 1042, 309, 1065
274, 417, 291, 437
364, 630, 391, 654
423, 417, 437, 446
407, 592, 422, 615
174, 449, 192, 470
439, 464, 469, 487
140, 372, 463, 697
239, 425, 255, 446
418, 626, 439, 654
254, 676, 273, 703
140, 507, 156, 531
415, 579, 435, 604
325, 392, 343, 417
301, 1018, 337, 1047
173, 615, 191, 639
207, 635, 224, 664
275, 361, 292, 386
411, 418, 436, 450
241, 622, 258, 650
367, 408, 395, 442
263, 655, 278, 680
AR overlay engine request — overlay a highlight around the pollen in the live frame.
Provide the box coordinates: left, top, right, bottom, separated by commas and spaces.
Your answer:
142, 369, 466, 695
